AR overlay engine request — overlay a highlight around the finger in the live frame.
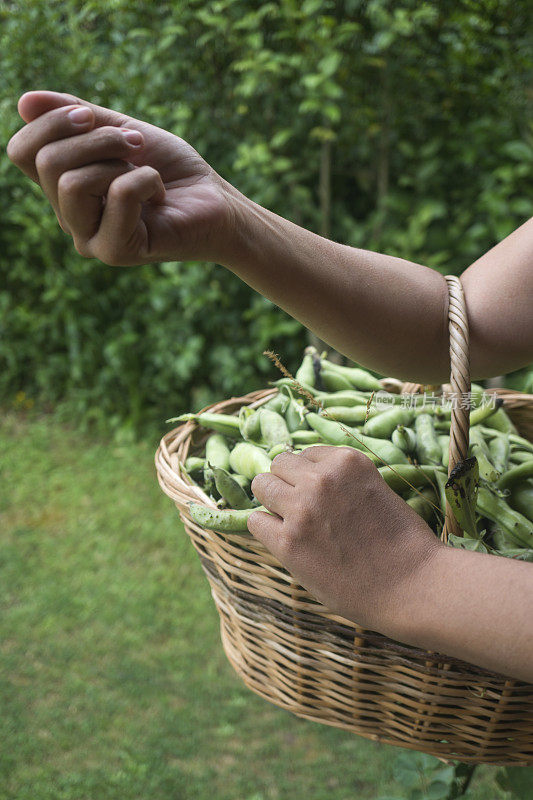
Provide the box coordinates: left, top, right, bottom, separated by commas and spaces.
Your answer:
17, 90, 129, 128
247, 509, 284, 551
58, 160, 135, 244
36, 126, 144, 220
270, 450, 314, 485
250, 473, 294, 518
88, 166, 166, 265
15, 90, 186, 178
7, 103, 97, 181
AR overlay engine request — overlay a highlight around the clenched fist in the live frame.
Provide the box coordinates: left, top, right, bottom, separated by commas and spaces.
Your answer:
7, 91, 235, 266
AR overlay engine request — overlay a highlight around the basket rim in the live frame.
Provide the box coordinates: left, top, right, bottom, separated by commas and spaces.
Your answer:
154, 381, 533, 685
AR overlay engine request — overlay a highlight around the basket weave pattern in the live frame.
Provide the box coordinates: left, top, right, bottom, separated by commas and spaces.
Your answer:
155, 279, 533, 765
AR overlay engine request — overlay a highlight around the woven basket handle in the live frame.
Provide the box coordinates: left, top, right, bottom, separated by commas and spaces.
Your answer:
400, 276, 471, 540
442, 275, 471, 540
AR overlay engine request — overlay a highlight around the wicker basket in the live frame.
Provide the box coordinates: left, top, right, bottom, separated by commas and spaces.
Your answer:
155, 276, 533, 765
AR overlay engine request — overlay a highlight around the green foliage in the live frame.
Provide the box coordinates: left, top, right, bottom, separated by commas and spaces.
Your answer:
382, 752, 533, 800
1, 0, 532, 435
381, 753, 464, 800
496, 766, 533, 799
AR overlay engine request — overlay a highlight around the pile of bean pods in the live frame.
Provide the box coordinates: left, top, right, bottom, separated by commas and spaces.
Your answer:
169, 350, 533, 560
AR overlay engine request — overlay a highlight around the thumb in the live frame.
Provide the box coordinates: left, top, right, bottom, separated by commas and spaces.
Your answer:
18, 90, 129, 128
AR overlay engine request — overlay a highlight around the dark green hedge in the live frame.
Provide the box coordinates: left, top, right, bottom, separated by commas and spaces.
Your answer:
1, 0, 532, 437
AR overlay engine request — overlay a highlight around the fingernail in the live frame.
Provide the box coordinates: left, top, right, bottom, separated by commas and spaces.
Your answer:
68, 106, 92, 125
121, 129, 143, 147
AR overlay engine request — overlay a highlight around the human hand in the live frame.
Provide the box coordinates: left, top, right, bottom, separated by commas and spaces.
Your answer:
249, 446, 443, 634
6, 90, 235, 265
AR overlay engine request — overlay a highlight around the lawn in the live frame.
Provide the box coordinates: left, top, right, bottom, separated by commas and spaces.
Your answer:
0, 411, 508, 800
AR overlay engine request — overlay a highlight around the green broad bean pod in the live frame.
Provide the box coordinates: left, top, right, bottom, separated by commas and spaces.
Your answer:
509, 481, 533, 522
320, 366, 354, 392
491, 542, 533, 561
508, 433, 533, 453
319, 360, 382, 392
306, 413, 408, 464
262, 393, 290, 415
469, 428, 500, 482
510, 451, 533, 465
415, 414, 442, 465
283, 394, 308, 432
268, 442, 292, 459
497, 460, 533, 491
272, 377, 318, 398
203, 464, 216, 496
470, 383, 487, 406
189, 502, 266, 532
377, 464, 445, 493
476, 487, 533, 548
363, 407, 414, 439
434, 419, 451, 433
320, 391, 369, 407
482, 406, 517, 434
229, 442, 272, 480
205, 434, 231, 471
438, 435, 450, 468
259, 408, 291, 448
295, 442, 381, 465
469, 401, 503, 427
232, 473, 251, 491
322, 405, 376, 425
184, 456, 205, 474
291, 430, 322, 445
406, 488, 437, 524
488, 434, 510, 474
295, 351, 316, 387
212, 466, 255, 510
239, 407, 263, 443
170, 412, 241, 438
392, 425, 418, 456
434, 471, 448, 520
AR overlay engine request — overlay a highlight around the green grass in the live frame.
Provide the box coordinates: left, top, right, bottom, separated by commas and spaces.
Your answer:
0, 411, 509, 800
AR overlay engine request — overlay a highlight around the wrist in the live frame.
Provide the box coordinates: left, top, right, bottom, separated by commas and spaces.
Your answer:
376, 530, 449, 646
213, 179, 256, 267
215, 178, 292, 272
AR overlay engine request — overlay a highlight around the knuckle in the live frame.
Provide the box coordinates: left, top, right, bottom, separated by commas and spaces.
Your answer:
106, 253, 129, 268
252, 472, 272, 494
107, 177, 135, 202
337, 447, 368, 468
94, 245, 125, 267
34, 145, 55, 174
57, 170, 83, 196
72, 238, 92, 258
100, 125, 126, 148
6, 134, 21, 164
313, 469, 334, 494
271, 451, 291, 469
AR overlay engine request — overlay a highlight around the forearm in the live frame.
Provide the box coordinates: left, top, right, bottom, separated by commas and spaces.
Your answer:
387, 543, 533, 682
220, 184, 450, 384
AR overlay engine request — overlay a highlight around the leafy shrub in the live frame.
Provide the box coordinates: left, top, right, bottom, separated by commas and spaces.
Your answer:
1, 0, 532, 436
